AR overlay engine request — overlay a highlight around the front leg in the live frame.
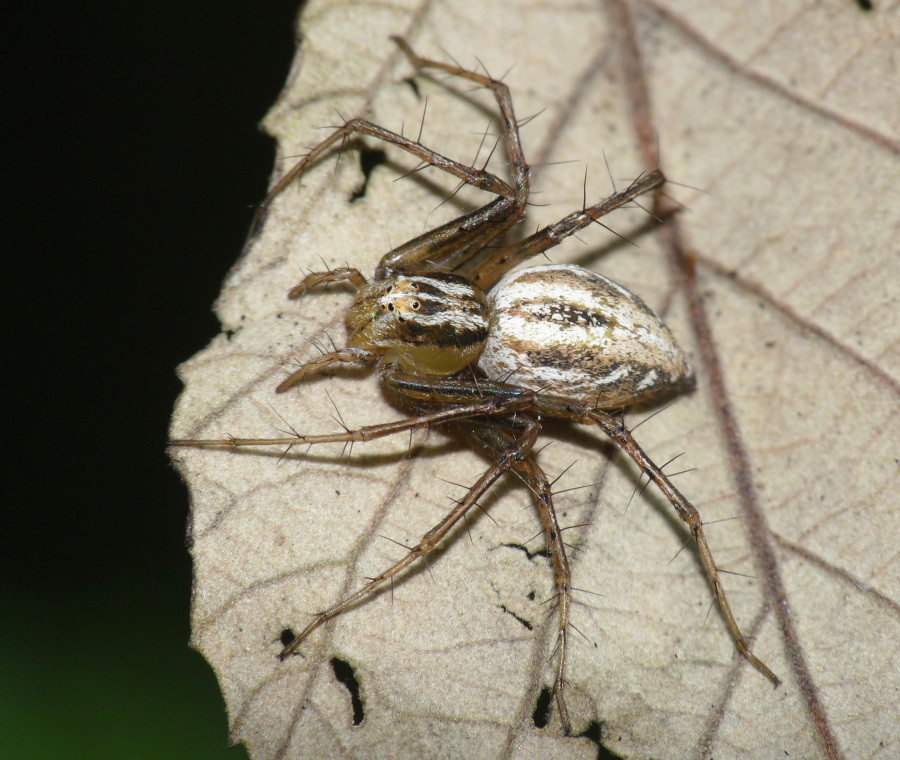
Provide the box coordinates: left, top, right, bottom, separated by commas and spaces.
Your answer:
170, 374, 533, 449
470, 169, 665, 290
276, 348, 378, 393
287, 267, 367, 299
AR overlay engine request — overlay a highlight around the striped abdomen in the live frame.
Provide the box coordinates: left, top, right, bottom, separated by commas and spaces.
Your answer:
478, 264, 693, 408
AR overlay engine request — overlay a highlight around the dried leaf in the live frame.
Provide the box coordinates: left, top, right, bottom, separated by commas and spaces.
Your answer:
170, 2, 900, 758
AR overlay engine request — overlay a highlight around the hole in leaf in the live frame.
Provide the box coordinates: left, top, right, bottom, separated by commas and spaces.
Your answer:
499, 604, 533, 630
531, 686, 553, 728
279, 628, 295, 648
331, 656, 365, 725
501, 542, 551, 561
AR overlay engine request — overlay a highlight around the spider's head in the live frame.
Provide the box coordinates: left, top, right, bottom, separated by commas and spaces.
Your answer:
345, 272, 489, 376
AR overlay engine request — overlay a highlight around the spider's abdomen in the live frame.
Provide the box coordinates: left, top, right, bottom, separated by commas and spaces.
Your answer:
347, 272, 490, 375
478, 264, 693, 408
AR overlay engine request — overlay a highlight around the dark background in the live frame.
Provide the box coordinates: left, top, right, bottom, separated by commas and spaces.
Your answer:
6, 2, 302, 757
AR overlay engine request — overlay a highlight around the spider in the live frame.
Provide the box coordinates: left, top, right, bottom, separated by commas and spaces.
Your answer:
172, 37, 778, 733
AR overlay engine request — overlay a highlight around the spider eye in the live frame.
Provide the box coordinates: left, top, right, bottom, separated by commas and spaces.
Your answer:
387, 303, 395, 312
411, 301, 420, 310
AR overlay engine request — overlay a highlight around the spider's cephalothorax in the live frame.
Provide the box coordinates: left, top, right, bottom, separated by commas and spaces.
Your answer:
173, 37, 778, 735
347, 272, 490, 377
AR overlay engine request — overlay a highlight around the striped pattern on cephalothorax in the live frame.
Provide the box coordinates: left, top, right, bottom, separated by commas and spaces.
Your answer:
380, 274, 489, 344
347, 272, 490, 376
478, 264, 693, 408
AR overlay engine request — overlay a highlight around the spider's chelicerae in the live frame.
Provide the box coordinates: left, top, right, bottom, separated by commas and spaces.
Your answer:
173, 38, 778, 733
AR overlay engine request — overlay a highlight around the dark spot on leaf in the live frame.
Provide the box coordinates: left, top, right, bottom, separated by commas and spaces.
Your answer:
501, 542, 551, 561
331, 657, 365, 725
532, 686, 553, 728
499, 604, 533, 630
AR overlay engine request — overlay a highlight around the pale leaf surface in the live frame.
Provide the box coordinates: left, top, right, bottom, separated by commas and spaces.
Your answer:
170, 1, 900, 758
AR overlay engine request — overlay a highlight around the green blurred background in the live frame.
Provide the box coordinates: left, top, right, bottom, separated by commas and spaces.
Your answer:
6, 2, 303, 757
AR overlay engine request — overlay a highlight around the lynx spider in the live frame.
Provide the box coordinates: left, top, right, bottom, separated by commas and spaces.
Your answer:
173, 37, 778, 733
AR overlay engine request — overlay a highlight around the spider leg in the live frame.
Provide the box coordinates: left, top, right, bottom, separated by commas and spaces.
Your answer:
469, 424, 574, 734
264, 117, 512, 217
170, 376, 534, 448
471, 169, 665, 290
262, 113, 522, 278
263, 38, 536, 281
174, 371, 776, 717
287, 267, 367, 299
575, 407, 780, 685
392, 38, 528, 202
387, 373, 780, 685
378, 38, 530, 276
375, 196, 516, 278
276, 348, 379, 393
278, 416, 541, 659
